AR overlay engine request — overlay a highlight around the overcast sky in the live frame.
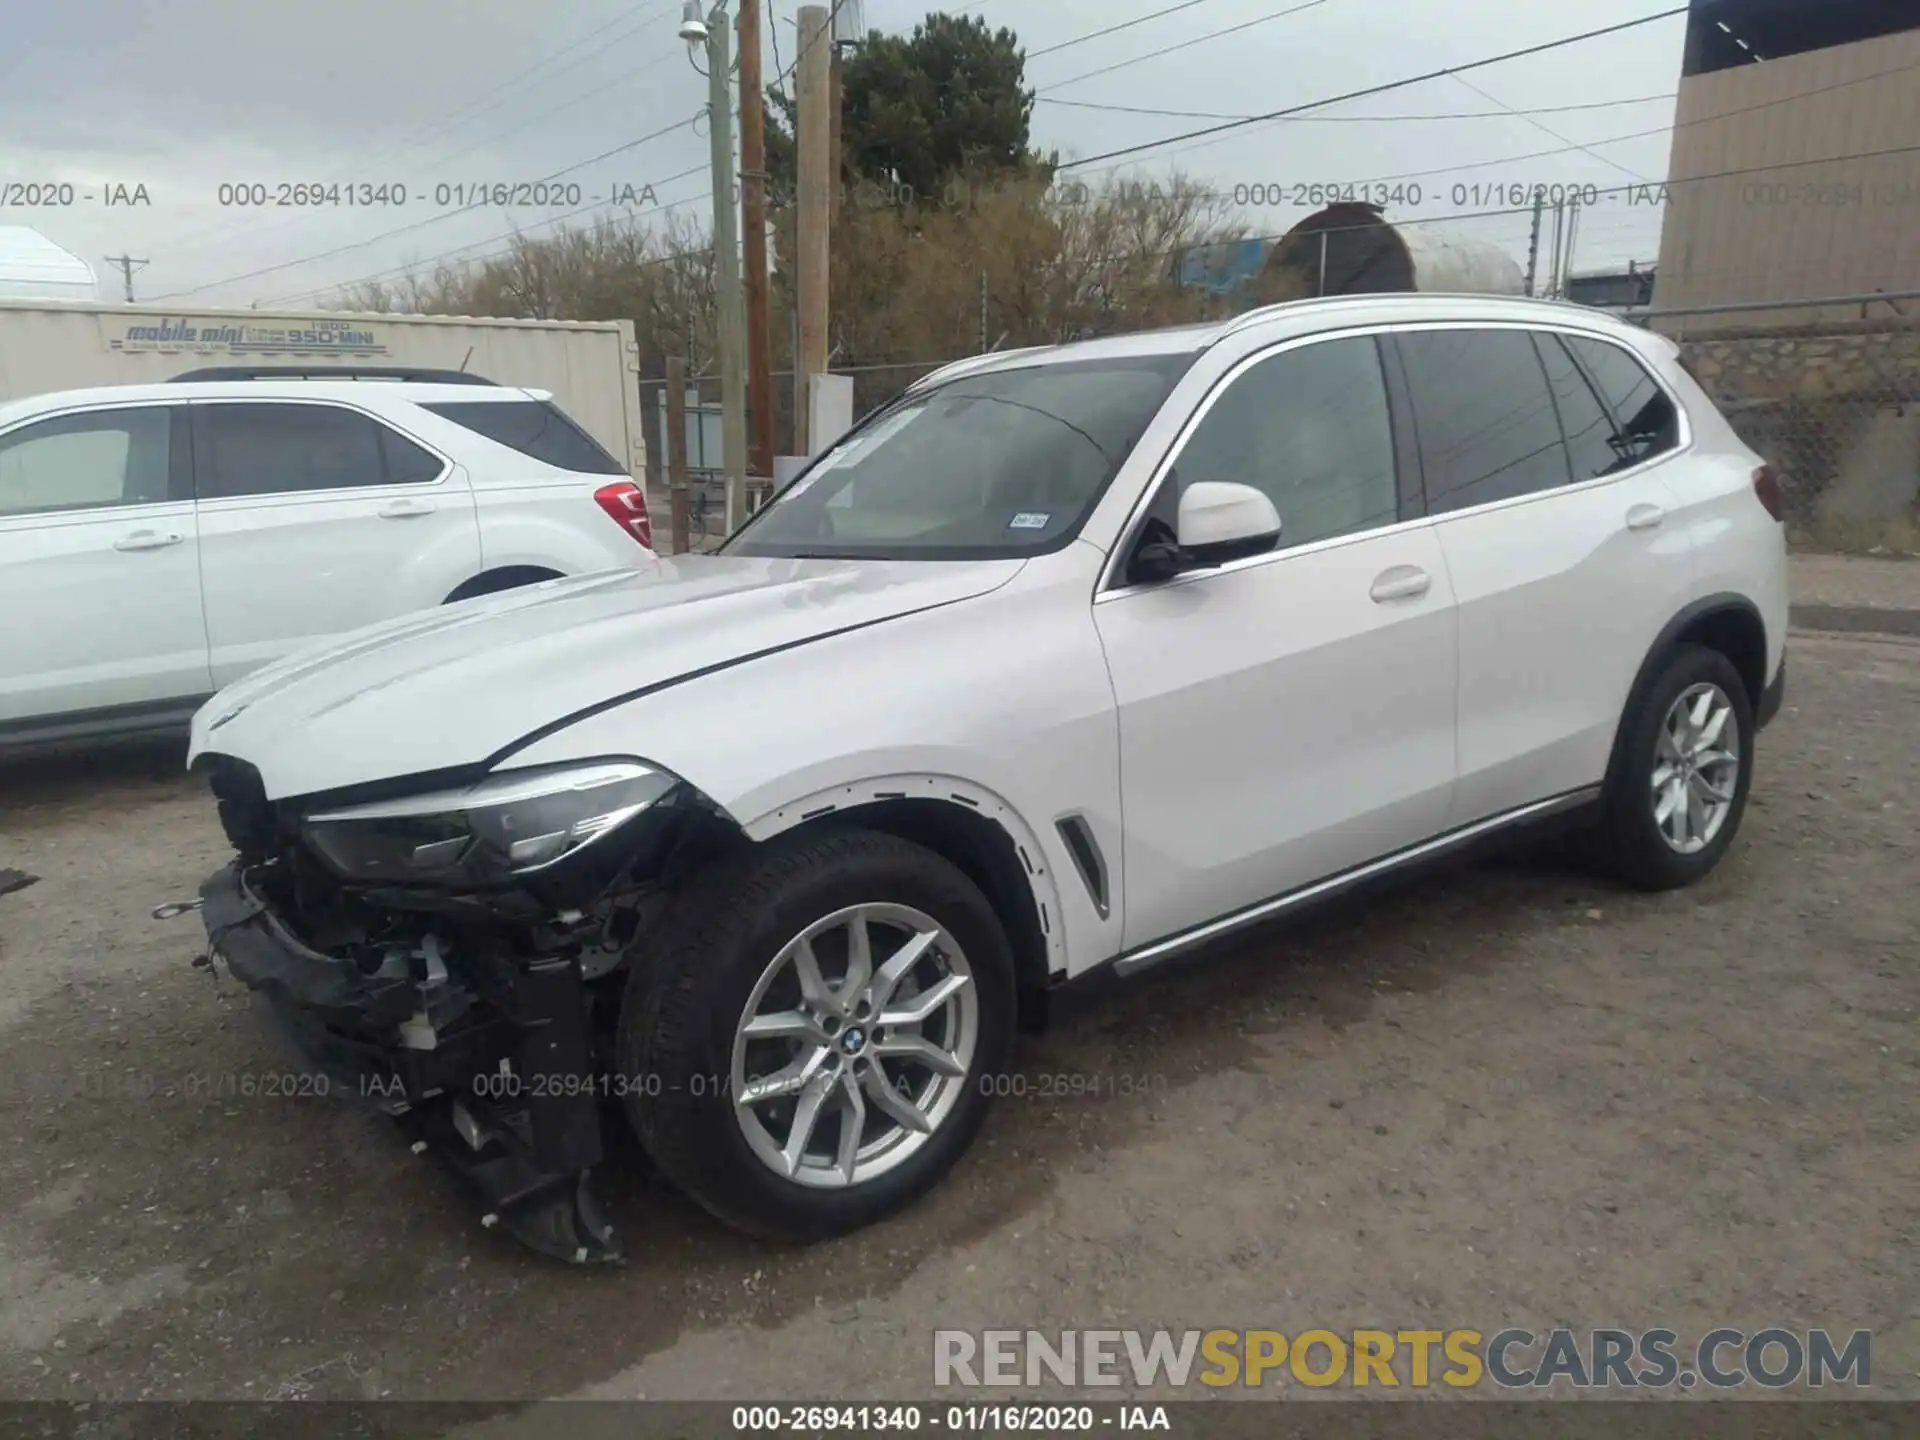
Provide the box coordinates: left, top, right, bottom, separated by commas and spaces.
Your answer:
0, 0, 1687, 309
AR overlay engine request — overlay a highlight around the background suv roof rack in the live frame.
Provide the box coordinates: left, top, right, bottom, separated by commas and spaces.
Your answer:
169, 366, 498, 385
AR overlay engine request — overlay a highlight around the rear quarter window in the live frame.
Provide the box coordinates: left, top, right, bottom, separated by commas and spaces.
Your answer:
422, 400, 626, 476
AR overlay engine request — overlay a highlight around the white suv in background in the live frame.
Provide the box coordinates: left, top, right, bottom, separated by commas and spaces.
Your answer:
0, 368, 655, 747
184, 295, 1788, 1264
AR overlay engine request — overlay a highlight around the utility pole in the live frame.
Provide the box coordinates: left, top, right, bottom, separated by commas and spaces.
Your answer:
1546, 196, 1566, 299
1524, 190, 1545, 298
793, 4, 833, 456
1561, 191, 1584, 296
666, 358, 691, 555
699, 5, 749, 531
104, 254, 148, 303
829, 39, 845, 225
737, 0, 776, 489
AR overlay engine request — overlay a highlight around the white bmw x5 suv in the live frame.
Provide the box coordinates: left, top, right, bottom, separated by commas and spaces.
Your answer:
0, 367, 654, 748
182, 295, 1788, 1263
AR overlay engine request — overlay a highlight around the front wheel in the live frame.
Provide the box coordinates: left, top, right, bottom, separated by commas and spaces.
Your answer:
1599, 643, 1755, 891
619, 829, 1016, 1240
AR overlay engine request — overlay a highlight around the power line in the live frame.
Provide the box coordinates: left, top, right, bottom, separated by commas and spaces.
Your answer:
260, 36, 1920, 312
1028, 0, 1231, 60
264, 168, 714, 307
1155, 50, 1920, 200
1069, 46, 1920, 184
1054, 6, 1690, 171
1037, 92, 1678, 123
286, 119, 1920, 324
1446, 73, 1651, 185
146, 0, 684, 263
1038, 0, 1334, 94
150, 114, 706, 302
355, 0, 685, 169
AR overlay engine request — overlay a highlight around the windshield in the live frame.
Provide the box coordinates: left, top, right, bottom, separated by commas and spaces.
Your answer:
723, 354, 1194, 560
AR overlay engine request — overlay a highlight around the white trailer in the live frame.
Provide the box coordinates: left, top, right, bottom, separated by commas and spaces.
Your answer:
0, 228, 98, 302
0, 300, 647, 477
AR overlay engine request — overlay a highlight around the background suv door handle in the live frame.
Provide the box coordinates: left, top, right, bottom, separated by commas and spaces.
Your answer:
113, 530, 185, 552
1370, 566, 1432, 603
379, 500, 436, 519
1626, 503, 1667, 532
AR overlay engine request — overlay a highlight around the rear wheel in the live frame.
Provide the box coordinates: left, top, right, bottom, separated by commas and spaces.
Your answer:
620, 829, 1015, 1240
443, 566, 562, 604
1599, 643, 1754, 891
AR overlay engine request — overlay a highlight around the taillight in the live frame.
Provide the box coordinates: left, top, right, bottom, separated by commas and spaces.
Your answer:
1752, 464, 1785, 523
593, 481, 653, 549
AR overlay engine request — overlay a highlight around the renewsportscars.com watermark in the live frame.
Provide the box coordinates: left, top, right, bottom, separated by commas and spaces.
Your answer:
933, 1328, 1872, 1392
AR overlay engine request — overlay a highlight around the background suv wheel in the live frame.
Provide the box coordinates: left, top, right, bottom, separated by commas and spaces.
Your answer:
619, 828, 1016, 1240
1600, 643, 1756, 891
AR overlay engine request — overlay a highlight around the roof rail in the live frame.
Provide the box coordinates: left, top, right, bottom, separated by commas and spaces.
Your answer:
169, 366, 497, 385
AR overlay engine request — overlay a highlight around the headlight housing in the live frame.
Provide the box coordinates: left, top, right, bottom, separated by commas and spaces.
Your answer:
303, 760, 679, 886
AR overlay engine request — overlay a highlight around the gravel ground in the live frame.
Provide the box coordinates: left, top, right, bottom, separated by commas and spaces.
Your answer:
0, 629, 1914, 1407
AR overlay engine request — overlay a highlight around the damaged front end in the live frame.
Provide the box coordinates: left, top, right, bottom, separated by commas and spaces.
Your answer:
192, 752, 736, 1265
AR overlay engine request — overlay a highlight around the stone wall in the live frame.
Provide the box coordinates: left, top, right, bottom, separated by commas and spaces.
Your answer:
1677, 322, 1920, 403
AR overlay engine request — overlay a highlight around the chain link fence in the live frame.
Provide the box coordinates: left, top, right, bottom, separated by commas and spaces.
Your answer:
637, 290, 1920, 558
1634, 291, 1920, 555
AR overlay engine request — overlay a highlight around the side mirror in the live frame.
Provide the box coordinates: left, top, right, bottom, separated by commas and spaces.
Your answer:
1176, 482, 1282, 566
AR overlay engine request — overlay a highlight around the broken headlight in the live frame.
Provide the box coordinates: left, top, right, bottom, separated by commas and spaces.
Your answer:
303, 760, 678, 886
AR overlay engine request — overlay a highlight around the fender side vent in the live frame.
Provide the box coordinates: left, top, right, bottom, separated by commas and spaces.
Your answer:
950, 793, 981, 809
1056, 815, 1110, 919
801, 805, 836, 820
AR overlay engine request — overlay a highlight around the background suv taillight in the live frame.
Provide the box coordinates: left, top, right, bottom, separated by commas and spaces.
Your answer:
593, 481, 654, 549
1752, 464, 1786, 523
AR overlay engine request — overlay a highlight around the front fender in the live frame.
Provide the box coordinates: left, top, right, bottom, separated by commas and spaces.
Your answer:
739, 772, 1074, 978
499, 551, 1126, 977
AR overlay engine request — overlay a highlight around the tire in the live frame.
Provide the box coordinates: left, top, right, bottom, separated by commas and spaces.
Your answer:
1598, 643, 1756, 891
619, 828, 1016, 1241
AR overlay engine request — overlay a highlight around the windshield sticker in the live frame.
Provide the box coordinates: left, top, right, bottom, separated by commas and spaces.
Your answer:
1008, 511, 1052, 531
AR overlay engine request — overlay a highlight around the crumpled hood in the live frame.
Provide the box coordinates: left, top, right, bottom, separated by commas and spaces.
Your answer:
189, 554, 1024, 799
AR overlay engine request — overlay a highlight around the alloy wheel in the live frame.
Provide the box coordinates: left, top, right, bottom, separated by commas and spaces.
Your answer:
730, 903, 978, 1189
1651, 682, 1742, 855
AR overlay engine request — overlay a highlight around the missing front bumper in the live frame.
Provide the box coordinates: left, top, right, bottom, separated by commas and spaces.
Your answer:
197, 861, 624, 1265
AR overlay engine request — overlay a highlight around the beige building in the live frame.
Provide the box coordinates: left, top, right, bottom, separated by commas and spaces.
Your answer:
1651, 0, 1920, 329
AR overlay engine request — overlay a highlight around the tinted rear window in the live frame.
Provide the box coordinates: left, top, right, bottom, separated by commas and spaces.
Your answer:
424, 400, 625, 475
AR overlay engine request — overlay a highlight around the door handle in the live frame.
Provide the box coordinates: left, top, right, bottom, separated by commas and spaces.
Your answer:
113, 530, 185, 552
1370, 566, 1432, 603
379, 500, 436, 519
1626, 503, 1667, 532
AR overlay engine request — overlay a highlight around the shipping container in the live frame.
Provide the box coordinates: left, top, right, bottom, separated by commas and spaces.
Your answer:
0, 299, 647, 476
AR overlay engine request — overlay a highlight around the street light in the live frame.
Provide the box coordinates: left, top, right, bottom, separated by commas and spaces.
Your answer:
679, 2, 748, 535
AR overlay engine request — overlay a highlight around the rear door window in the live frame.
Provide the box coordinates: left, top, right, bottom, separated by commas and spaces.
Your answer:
1564, 336, 1682, 470
1396, 329, 1571, 515
196, 403, 388, 498
1533, 333, 1624, 482
423, 400, 626, 475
